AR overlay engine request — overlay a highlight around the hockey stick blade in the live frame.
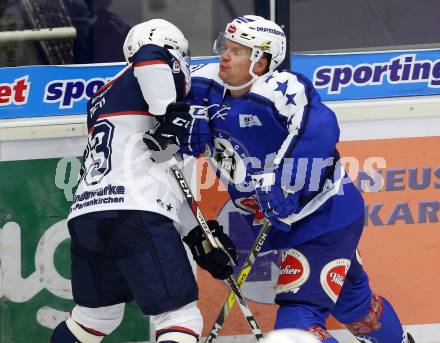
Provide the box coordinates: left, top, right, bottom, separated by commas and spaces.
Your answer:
205, 220, 272, 343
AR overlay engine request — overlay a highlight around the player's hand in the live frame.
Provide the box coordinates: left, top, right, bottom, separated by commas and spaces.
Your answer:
182, 220, 237, 280
252, 169, 298, 231
144, 102, 193, 162
144, 102, 192, 150
179, 105, 213, 157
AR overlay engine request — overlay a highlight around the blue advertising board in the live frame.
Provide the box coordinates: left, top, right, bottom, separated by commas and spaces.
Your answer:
0, 49, 439, 119
293, 49, 440, 101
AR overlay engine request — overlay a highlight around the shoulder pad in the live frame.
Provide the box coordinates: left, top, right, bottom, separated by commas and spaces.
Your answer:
251, 71, 309, 121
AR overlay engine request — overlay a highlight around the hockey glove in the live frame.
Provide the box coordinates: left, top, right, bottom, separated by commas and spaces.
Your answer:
182, 220, 237, 280
144, 102, 193, 155
252, 169, 299, 232
179, 105, 213, 157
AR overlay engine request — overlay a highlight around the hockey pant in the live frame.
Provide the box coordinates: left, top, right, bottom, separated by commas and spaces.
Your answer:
274, 215, 406, 342
51, 210, 202, 342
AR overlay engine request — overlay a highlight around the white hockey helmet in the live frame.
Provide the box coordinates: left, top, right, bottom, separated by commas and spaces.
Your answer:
123, 18, 189, 63
123, 19, 191, 94
215, 15, 286, 73
213, 15, 286, 90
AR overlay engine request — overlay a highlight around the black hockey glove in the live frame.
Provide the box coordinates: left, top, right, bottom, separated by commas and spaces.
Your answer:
182, 220, 238, 280
144, 102, 193, 160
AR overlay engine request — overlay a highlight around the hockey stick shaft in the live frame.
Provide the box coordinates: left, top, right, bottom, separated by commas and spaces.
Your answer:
168, 158, 263, 341
205, 220, 272, 343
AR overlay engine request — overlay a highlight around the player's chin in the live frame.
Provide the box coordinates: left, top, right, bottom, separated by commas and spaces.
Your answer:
218, 70, 229, 83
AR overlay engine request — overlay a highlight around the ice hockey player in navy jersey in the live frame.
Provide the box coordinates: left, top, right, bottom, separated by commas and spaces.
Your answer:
180, 15, 415, 343
50, 19, 236, 343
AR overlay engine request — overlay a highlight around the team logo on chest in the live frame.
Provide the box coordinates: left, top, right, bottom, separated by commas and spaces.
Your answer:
320, 258, 351, 303
276, 249, 310, 294
212, 135, 249, 185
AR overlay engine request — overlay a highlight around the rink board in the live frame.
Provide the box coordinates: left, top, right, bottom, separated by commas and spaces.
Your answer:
0, 156, 150, 342
1, 50, 440, 342
197, 136, 440, 342
0, 124, 438, 343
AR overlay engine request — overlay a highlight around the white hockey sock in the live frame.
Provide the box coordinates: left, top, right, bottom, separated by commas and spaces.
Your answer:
151, 301, 203, 338
157, 330, 198, 343
66, 317, 105, 343
71, 304, 124, 335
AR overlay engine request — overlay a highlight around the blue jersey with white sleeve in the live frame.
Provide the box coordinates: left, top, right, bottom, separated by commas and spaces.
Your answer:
187, 63, 364, 248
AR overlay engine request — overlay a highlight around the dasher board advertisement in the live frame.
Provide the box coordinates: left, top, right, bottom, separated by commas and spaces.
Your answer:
1, 48, 440, 119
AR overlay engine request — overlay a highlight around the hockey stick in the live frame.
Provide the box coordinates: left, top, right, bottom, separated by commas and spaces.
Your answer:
168, 157, 264, 341
205, 220, 272, 343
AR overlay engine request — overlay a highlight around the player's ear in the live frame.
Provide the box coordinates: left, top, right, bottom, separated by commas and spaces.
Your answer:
253, 55, 270, 76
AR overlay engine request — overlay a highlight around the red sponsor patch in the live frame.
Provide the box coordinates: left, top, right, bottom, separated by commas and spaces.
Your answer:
327, 265, 346, 296
320, 259, 351, 303
276, 249, 310, 293
234, 196, 265, 225
228, 25, 237, 33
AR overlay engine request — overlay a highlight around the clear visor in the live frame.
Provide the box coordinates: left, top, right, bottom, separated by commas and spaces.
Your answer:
212, 32, 226, 55
182, 48, 191, 64
183, 52, 191, 67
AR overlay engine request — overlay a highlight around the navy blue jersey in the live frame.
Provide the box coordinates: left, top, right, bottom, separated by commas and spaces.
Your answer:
70, 44, 197, 232
187, 63, 364, 248
87, 44, 187, 130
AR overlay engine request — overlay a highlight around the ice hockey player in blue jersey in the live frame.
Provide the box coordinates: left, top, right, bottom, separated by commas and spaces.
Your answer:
50, 19, 236, 343
180, 15, 415, 343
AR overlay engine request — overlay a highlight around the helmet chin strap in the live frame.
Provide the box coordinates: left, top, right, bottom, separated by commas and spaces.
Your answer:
223, 75, 258, 91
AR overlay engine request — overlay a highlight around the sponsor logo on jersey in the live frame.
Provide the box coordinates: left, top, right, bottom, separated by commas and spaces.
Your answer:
234, 196, 265, 225
320, 258, 351, 303
276, 249, 310, 294
239, 114, 262, 127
